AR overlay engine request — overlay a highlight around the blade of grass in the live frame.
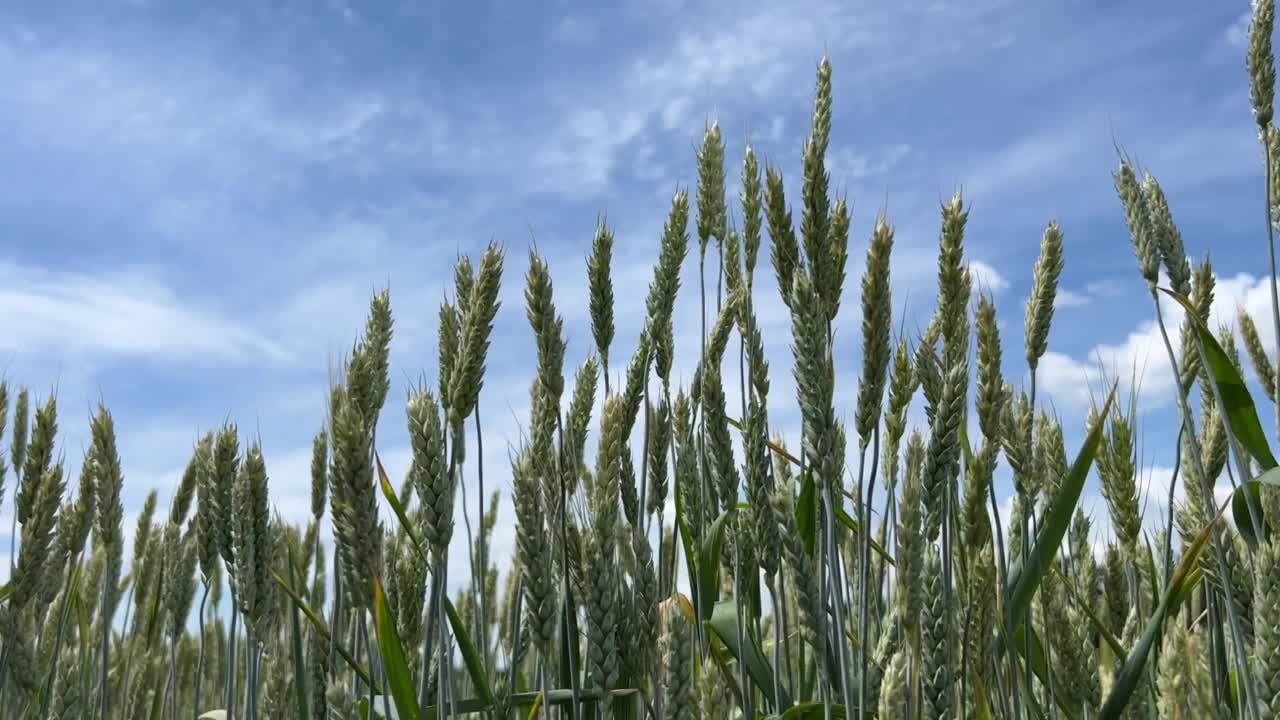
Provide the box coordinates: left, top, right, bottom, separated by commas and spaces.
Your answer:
1162, 287, 1278, 470
834, 507, 894, 566
1233, 466, 1280, 544
373, 568, 420, 720
444, 594, 495, 706
271, 570, 379, 691
698, 509, 731, 621
704, 598, 794, 708
377, 452, 427, 557
1005, 383, 1116, 628
797, 471, 816, 557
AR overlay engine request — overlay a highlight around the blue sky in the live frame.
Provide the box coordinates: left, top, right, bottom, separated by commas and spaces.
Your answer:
0, 0, 1272, 590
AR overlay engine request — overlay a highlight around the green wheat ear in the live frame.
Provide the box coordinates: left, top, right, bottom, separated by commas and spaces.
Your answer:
855, 211, 894, 447
1024, 219, 1063, 371
1251, 0, 1276, 129
588, 216, 616, 377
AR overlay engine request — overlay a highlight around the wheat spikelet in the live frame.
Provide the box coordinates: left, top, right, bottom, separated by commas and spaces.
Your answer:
696, 652, 735, 719
1158, 620, 1222, 719
310, 428, 327, 521
1096, 401, 1141, 559
48, 653, 80, 720
437, 299, 460, 412
629, 524, 659, 680
10, 386, 28, 491
11, 461, 64, 611
646, 189, 691, 342
509, 445, 555, 661
827, 196, 851, 321
0, 383, 8, 520
16, 394, 55, 525
744, 393, 778, 577
1180, 257, 1215, 393
1240, 305, 1278, 398
922, 362, 965, 544
1068, 511, 1103, 709
561, 355, 598, 493
1024, 220, 1064, 370
169, 444, 199, 527
723, 227, 745, 324
789, 270, 840, 504
646, 397, 672, 519
232, 443, 272, 628
937, 192, 972, 368
619, 448, 641, 531
212, 423, 240, 570
659, 599, 692, 720
877, 648, 911, 719
766, 165, 802, 308
773, 483, 823, 665
329, 387, 379, 610
801, 57, 835, 320
967, 293, 1005, 549
346, 288, 393, 430
1257, 538, 1280, 720
897, 429, 926, 624
408, 386, 451, 558
741, 144, 763, 287
448, 241, 505, 434
164, 523, 199, 640
193, 431, 220, 583
583, 525, 619, 717
920, 545, 951, 720
696, 121, 727, 257
1044, 564, 1091, 713
1252, 0, 1277, 128
855, 211, 895, 446
90, 404, 125, 616
1142, 173, 1191, 295
1114, 159, 1161, 287
588, 216, 616, 374
965, 543, 998, 710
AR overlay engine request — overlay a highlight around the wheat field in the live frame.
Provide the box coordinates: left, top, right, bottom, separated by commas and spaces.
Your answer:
3, 3, 1280, 720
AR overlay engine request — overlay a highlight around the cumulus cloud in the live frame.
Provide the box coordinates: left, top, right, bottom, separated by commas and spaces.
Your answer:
1036, 272, 1277, 413
968, 260, 1009, 294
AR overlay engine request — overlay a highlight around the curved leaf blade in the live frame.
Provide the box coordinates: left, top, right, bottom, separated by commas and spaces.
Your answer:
377, 452, 427, 558
698, 510, 731, 621
373, 569, 420, 720
705, 599, 793, 709
445, 595, 495, 706
1161, 287, 1277, 470
1233, 466, 1280, 545
271, 569, 378, 691
1005, 383, 1116, 628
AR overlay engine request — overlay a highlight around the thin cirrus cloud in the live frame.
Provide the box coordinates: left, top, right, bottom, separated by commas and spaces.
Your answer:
0, 261, 291, 366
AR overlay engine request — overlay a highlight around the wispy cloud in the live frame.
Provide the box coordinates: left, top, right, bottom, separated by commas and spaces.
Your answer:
0, 261, 290, 365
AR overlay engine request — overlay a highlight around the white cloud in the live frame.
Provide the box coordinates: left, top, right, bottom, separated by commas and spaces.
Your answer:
828, 144, 913, 185
0, 261, 291, 366
1055, 288, 1090, 308
1035, 272, 1278, 413
1224, 11, 1252, 49
968, 260, 1009, 294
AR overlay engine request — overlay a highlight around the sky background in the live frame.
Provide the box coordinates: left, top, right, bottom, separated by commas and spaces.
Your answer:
0, 0, 1273, 603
